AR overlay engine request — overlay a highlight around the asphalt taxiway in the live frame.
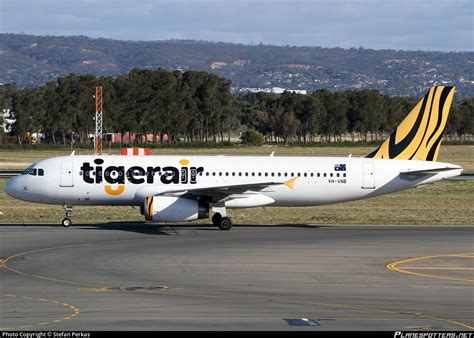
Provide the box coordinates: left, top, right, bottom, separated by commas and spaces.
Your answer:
0, 223, 473, 331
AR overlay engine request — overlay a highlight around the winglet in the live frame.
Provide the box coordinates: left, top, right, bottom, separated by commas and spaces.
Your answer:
284, 177, 298, 189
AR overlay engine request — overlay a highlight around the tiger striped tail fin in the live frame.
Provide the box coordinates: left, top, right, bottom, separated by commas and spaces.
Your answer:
366, 86, 455, 161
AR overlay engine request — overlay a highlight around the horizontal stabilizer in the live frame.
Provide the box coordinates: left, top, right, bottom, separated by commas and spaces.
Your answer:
400, 167, 461, 176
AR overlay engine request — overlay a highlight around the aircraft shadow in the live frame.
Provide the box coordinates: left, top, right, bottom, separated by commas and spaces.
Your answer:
78, 221, 173, 235
80, 222, 324, 235
195, 223, 324, 230
0, 222, 171, 236
0, 221, 324, 236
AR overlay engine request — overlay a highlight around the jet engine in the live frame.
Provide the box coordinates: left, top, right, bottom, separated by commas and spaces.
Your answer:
143, 196, 209, 222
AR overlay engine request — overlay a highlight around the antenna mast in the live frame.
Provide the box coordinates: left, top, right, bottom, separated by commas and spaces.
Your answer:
94, 85, 103, 155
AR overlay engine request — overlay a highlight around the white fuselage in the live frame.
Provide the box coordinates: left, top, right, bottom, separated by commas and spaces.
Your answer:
4, 155, 462, 208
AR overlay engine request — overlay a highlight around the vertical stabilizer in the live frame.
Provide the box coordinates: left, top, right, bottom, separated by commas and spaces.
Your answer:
366, 86, 455, 161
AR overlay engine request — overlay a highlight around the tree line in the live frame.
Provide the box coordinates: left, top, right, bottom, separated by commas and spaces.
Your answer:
1, 69, 239, 144
241, 89, 473, 144
0, 68, 473, 145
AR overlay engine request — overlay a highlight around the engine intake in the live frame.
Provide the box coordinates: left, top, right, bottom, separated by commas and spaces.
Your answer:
144, 196, 209, 222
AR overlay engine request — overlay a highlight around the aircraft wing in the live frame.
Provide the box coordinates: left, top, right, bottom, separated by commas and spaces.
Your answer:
156, 177, 297, 203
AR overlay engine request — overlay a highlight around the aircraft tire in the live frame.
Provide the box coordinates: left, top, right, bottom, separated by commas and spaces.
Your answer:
212, 213, 223, 226
218, 217, 232, 231
62, 218, 71, 227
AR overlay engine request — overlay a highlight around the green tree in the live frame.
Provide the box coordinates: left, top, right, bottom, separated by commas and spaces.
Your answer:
240, 129, 264, 145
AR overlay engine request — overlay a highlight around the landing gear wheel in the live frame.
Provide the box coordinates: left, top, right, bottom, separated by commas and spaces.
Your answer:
62, 204, 73, 227
218, 217, 233, 231
212, 213, 223, 226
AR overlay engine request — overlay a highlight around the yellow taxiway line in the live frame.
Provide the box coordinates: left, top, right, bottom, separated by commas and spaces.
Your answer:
387, 253, 474, 283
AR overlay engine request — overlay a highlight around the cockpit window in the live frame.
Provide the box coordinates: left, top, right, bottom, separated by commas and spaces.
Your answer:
21, 165, 44, 176
22, 164, 35, 175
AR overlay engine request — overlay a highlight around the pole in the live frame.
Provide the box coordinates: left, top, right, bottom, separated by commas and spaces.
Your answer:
95, 85, 103, 155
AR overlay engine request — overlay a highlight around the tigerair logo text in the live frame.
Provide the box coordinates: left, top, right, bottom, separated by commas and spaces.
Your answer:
81, 159, 204, 195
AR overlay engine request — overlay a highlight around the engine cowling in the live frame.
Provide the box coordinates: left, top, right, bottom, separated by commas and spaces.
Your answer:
143, 196, 209, 222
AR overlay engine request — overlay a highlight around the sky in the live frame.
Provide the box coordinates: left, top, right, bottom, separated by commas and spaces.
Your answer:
1, 0, 473, 52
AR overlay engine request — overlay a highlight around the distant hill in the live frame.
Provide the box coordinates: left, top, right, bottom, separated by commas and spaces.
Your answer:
0, 33, 473, 98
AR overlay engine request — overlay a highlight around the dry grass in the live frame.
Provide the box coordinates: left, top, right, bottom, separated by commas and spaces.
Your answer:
230, 180, 474, 225
0, 179, 472, 225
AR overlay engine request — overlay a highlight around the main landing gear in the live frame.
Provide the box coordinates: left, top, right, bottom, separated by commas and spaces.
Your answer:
211, 203, 232, 230
62, 204, 73, 227
212, 213, 233, 231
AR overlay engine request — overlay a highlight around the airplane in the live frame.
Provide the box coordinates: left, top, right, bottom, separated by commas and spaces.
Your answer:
4, 86, 462, 230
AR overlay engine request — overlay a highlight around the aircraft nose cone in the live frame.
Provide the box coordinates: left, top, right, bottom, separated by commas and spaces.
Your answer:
4, 177, 17, 198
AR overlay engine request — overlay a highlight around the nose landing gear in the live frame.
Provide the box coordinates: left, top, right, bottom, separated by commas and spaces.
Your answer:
62, 204, 73, 227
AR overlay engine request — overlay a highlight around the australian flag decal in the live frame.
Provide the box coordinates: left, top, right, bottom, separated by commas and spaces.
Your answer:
334, 164, 346, 171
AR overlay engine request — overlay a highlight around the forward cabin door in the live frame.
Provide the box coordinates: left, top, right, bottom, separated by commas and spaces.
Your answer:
60, 161, 74, 187
362, 163, 375, 189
